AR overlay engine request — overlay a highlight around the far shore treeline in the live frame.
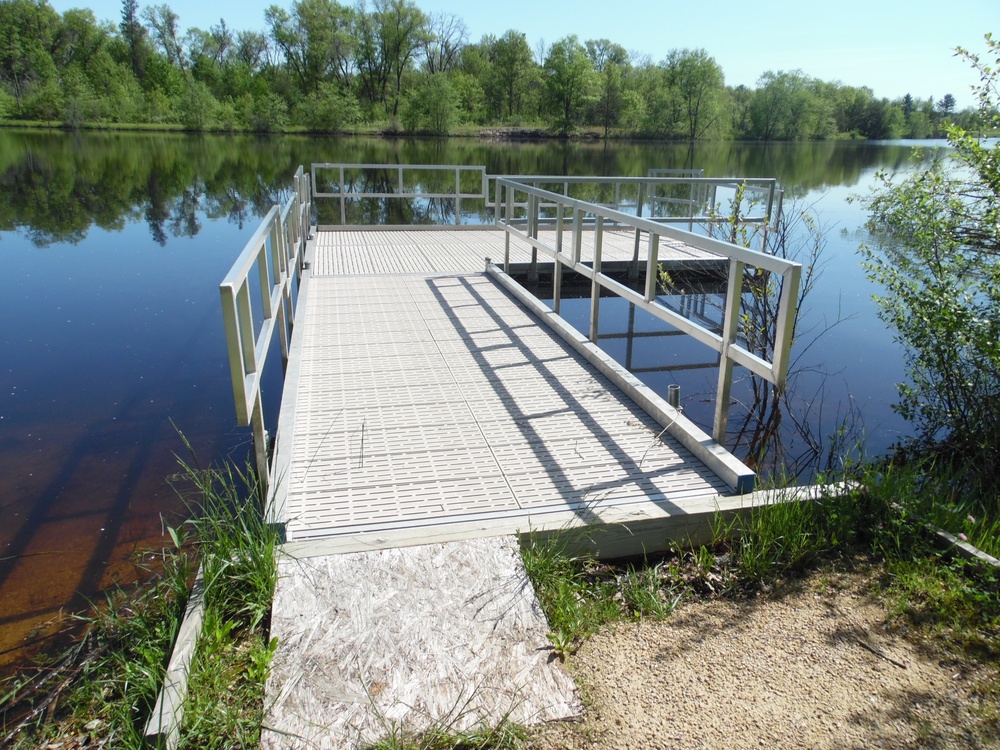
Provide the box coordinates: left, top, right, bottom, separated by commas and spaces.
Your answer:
0, 0, 988, 138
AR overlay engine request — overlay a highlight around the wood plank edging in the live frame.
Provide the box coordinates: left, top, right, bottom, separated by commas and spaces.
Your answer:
143, 565, 205, 749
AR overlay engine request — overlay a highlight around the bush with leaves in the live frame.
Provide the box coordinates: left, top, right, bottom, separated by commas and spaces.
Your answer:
859, 33, 1000, 477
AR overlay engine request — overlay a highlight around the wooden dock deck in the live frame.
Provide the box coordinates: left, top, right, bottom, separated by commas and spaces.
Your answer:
260, 227, 760, 748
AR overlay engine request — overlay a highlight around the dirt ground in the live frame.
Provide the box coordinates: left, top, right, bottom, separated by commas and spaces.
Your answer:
534, 568, 999, 750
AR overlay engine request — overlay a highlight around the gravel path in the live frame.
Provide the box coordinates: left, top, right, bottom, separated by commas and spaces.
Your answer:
534, 570, 997, 749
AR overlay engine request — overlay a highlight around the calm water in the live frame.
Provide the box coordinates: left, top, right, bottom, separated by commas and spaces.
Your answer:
0, 130, 941, 673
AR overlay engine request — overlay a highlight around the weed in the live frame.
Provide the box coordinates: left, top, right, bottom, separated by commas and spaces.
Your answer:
363, 683, 530, 750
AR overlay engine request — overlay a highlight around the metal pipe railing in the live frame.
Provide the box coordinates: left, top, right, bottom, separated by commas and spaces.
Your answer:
493, 177, 801, 446
311, 163, 487, 226
220, 166, 310, 488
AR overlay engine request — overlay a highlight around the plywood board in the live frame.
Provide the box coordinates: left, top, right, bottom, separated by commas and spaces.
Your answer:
263, 536, 581, 749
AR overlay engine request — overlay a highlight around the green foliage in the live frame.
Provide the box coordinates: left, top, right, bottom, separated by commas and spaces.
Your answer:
178, 79, 219, 130
401, 73, 458, 134
543, 35, 595, 135
0, 2, 973, 138
0, 87, 15, 120
662, 48, 726, 140
296, 80, 362, 132
859, 34, 1000, 475
236, 91, 289, 133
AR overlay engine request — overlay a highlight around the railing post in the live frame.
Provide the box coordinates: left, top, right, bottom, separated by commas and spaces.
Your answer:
339, 166, 346, 226
553, 204, 564, 315
771, 262, 801, 386
528, 193, 539, 283
249, 393, 270, 491
644, 232, 660, 303
220, 284, 249, 423
713, 258, 746, 445
572, 207, 582, 265
589, 216, 604, 343
504, 183, 512, 273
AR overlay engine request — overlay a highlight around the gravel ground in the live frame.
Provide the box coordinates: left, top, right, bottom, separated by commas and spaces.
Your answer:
534, 569, 998, 750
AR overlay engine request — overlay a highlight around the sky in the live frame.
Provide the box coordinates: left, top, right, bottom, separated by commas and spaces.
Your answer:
47, 0, 995, 108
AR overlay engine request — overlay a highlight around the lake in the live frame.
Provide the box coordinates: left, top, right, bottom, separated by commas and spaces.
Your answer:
0, 129, 939, 674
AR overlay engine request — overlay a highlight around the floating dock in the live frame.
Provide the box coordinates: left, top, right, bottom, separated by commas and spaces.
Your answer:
214, 168, 801, 749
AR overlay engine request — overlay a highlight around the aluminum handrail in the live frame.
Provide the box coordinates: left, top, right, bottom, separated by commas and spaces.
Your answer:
493, 177, 801, 445
311, 163, 487, 225
492, 174, 780, 230
220, 166, 311, 487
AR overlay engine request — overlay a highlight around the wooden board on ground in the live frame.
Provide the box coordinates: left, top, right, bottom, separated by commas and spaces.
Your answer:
263, 536, 581, 750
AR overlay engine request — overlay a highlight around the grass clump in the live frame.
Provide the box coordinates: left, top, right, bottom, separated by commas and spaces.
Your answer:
521, 530, 724, 659
0, 458, 279, 749
365, 717, 530, 750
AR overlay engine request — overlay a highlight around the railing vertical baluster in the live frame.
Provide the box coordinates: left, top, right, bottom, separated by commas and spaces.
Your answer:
572, 207, 582, 265
503, 184, 512, 273
771, 262, 801, 387
528, 193, 539, 283
553, 204, 564, 315
713, 258, 746, 445
644, 232, 660, 303
339, 166, 346, 226
249, 394, 269, 494
257, 239, 273, 320
589, 216, 604, 343
236, 283, 256, 378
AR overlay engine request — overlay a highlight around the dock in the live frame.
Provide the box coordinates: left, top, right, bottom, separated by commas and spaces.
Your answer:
215, 166, 801, 748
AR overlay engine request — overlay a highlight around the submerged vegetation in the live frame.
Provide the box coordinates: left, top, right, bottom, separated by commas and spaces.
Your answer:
0, 459, 279, 749
0, 0, 989, 137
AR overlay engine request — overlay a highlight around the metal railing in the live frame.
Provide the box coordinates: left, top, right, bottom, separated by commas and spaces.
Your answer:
220, 166, 311, 487
493, 178, 801, 444
312, 163, 488, 226
308, 164, 780, 240
494, 175, 782, 239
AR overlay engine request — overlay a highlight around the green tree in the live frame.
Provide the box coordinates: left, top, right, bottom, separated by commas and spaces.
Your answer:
400, 71, 457, 133
143, 4, 185, 71
938, 92, 956, 115
119, 0, 149, 82
859, 34, 1000, 471
662, 48, 725, 140
354, 0, 429, 118
266, 0, 355, 95
295, 79, 361, 131
422, 11, 465, 74
0, 0, 60, 114
586, 39, 628, 137
543, 34, 595, 135
479, 30, 535, 121
748, 70, 817, 140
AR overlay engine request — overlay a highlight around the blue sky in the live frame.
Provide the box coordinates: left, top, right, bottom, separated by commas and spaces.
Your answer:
48, 0, 993, 107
